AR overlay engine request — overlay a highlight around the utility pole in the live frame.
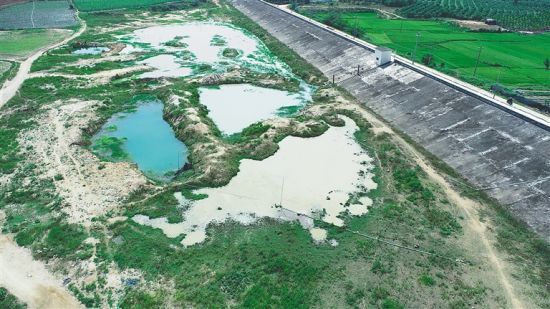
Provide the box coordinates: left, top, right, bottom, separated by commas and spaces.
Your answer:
279, 177, 285, 207
473, 46, 483, 77
493, 66, 502, 98
412, 32, 420, 64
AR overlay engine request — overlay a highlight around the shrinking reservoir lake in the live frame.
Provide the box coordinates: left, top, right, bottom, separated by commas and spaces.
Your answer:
199, 84, 312, 135
92, 100, 188, 178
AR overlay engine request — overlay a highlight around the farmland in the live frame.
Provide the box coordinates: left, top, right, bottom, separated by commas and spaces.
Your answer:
0, 29, 71, 58
0, 0, 76, 29
398, 0, 550, 31
73, 0, 191, 11
300, 10, 550, 95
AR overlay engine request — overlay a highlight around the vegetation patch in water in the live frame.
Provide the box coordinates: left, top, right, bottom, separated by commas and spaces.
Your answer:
222, 47, 240, 58
92, 136, 128, 160
210, 35, 227, 46
165, 36, 188, 48
276, 105, 301, 117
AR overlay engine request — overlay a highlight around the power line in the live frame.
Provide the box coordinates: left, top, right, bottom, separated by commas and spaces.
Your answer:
279, 207, 466, 265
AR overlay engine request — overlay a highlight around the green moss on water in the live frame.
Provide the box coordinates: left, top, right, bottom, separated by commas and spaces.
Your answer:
92, 136, 128, 160
276, 105, 302, 117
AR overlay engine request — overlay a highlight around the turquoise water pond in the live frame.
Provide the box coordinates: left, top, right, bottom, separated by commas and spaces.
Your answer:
92, 100, 188, 178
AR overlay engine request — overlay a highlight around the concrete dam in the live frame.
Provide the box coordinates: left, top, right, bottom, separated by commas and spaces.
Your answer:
233, 0, 550, 241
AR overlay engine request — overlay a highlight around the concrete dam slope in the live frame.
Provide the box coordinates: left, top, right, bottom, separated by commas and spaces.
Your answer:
233, 0, 550, 241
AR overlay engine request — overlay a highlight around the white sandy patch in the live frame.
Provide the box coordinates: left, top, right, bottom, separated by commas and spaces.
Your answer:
348, 203, 368, 215
0, 235, 83, 309
133, 116, 376, 246
309, 228, 327, 242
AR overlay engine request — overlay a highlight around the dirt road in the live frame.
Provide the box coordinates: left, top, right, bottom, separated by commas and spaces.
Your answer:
352, 105, 525, 308
0, 235, 83, 308
0, 18, 87, 108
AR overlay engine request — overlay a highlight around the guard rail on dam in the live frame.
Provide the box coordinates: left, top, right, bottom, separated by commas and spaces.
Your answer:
233, 0, 550, 241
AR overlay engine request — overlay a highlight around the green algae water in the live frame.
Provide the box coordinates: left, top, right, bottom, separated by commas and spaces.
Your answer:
92, 100, 188, 179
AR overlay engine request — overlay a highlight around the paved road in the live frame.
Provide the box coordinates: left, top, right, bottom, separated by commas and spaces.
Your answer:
234, 0, 550, 241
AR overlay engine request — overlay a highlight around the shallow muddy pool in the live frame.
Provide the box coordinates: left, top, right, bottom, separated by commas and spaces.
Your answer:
121, 22, 294, 78
92, 100, 188, 178
73, 47, 109, 55
199, 83, 312, 135
133, 117, 377, 246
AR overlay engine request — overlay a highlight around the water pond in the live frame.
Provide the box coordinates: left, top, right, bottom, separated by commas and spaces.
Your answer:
73, 47, 109, 55
92, 100, 188, 179
121, 22, 294, 78
199, 83, 313, 135
132, 117, 377, 247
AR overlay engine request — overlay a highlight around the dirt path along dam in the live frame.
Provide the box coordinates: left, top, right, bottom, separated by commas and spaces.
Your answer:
233, 0, 550, 241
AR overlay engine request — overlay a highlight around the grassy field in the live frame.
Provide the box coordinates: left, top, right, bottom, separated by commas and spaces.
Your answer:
73, 0, 190, 11
0, 0, 76, 29
301, 10, 550, 92
0, 29, 71, 58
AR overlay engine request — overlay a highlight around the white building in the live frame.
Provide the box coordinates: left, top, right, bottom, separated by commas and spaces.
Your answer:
374, 47, 393, 66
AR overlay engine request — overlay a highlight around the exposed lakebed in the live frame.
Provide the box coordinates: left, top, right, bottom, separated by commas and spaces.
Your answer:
92, 100, 188, 179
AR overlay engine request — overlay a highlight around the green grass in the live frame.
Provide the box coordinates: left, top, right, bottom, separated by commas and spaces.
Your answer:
0, 288, 26, 309
0, 0, 76, 29
301, 10, 550, 92
0, 29, 69, 57
0, 60, 18, 86
74, 0, 191, 11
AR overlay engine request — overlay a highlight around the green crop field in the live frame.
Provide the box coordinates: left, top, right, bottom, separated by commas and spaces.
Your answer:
0, 0, 76, 29
0, 29, 70, 57
397, 0, 550, 31
73, 0, 188, 11
302, 10, 550, 92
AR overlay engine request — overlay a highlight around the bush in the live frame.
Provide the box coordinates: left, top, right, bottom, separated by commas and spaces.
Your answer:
419, 274, 435, 286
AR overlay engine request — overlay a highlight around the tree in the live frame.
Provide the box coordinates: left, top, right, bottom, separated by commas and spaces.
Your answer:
545, 58, 550, 70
